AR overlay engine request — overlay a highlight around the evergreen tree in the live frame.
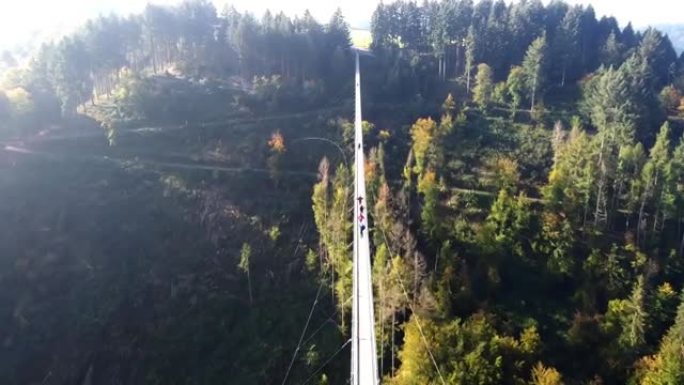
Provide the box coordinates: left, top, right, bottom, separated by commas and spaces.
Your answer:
555, 5, 582, 86
638, 122, 671, 244
600, 31, 624, 68
418, 170, 440, 239
522, 34, 547, 110
506, 65, 526, 116
326, 8, 351, 50
621, 22, 638, 50
485, 0, 510, 77
464, 25, 477, 93
238, 243, 253, 305
668, 136, 684, 257
370, 3, 391, 49
638, 28, 678, 89
622, 275, 648, 349
581, 65, 639, 226
176, 0, 218, 73
508, 0, 545, 65
579, 5, 600, 72
399, 1, 423, 50
633, 291, 684, 384
543, 123, 596, 226
410, 117, 438, 176
48, 37, 94, 115
142, 4, 179, 74
473, 63, 494, 109
485, 189, 531, 257
430, 2, 448, 80
442, 92, 457, 117
530, 362, 564, 385
619, 52, 667, 143
311, 159, 353, 322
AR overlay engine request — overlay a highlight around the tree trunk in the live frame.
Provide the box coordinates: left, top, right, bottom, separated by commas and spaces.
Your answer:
151, 36, 158, 74
594, 178, 608, 227
561, 64, 566, 87
454, 44, 461, 78
391, 310, 396, 376
413, 251, 419, 305
466, 66, 471, 93
437, 57, 442, 80
653, 188, 663, 234
281, 55, 285, 78
583, 193, 590, 230
247, 270, 253, 306
637, 191, 648, 247
379, 277, 384, 377
530, 75, 537, 111
594, 134, 608, 227
331, 266, 335, 311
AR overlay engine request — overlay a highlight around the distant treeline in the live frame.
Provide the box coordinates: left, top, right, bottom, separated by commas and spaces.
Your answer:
0, 0, 354, 129
2, 0, 683, 132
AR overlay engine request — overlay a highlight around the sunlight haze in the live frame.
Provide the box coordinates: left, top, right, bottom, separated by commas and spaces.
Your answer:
0, 0, 682, 51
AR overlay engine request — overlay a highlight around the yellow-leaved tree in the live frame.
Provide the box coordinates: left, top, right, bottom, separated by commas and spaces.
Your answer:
530, 362, 563, 385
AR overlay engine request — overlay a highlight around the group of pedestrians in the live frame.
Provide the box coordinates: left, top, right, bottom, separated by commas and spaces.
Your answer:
357, 196, 366, 237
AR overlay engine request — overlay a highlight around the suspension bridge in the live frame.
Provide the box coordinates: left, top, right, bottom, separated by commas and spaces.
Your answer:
351, 49, 379, 385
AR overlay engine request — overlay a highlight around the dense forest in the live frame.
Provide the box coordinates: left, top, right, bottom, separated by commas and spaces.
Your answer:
2, 0, 684, 384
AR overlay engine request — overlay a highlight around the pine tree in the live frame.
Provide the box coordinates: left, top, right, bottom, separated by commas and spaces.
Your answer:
581, 65, 638, 227
522, 34, 547, 110
506, 65, 525, 117
555, 5, 582, 86
485, 189, 531, 257
238, 243, 253, 305
312, 157, 333, 294
600, 31, 624, 68
464, 26, 476, 93
410, 117, 438, 176
634, 291, 684, 384
430, 3, 448, 80
542, 123, 596, 226
622, 275, 648, 349
669, 136, 684, 256
330, 164, 352, 323
326, 8, 351, 50
418, 170, 440, 239
621, 22, 638, 49
483, 0, 510, 76
370, 3, 390, 49
311, 159, 353, 323
473, 63, 494, 109
399, 1, 422, 50
530, 362, 564, 385
638, 122, 671, 245
442, 93, 457, 118
638, 28, 678, 89
49, 37, 94, 115
614, 142, 646, 219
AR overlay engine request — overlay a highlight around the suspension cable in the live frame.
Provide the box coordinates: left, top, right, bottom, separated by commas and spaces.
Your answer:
301, 296, 351, 348
299, 339, 352, 385
280, 278, 326, 385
